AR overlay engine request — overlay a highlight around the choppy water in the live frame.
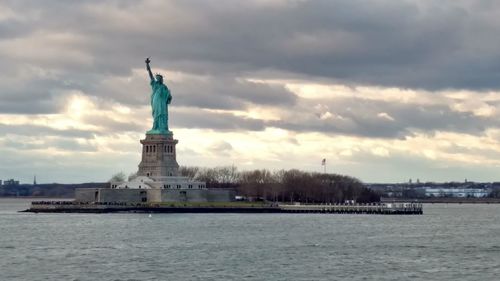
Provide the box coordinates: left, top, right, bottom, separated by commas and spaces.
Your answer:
1, 199, 500, 280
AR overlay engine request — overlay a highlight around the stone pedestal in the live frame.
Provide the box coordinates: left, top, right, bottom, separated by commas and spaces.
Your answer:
137, 133, 179, 177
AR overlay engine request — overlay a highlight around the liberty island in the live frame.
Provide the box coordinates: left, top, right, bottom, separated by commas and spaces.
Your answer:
23, 58, 421, 214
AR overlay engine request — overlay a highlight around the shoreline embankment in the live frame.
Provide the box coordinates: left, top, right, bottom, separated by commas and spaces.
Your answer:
22, 201, 423, 215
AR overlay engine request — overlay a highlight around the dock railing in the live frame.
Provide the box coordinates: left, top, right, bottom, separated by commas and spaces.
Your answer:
278, 202, 423, 214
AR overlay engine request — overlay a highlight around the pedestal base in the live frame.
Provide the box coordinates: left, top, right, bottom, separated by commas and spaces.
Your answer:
137, 133, 179, 177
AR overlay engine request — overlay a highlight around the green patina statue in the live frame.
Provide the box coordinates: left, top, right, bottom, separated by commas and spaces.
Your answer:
145, 57, 172, 135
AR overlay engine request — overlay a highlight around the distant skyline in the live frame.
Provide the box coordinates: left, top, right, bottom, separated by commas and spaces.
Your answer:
2, 1, 500, 184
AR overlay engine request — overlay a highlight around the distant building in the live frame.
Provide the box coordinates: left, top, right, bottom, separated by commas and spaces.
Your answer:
424, 188, 490, 198
0, 180, 2, 186
4, 179, 20, 186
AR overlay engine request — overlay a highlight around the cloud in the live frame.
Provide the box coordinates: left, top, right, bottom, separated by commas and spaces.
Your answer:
0, 123, 95, 139
2, 137, 97, 152
172, 108, 266, 131
172, 76, 297, 110
3, 0, 500, 183
2, 1, 500, 90
208, 140, 233, 157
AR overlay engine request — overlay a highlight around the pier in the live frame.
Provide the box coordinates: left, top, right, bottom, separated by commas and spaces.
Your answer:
24, 201, 423, 215
279, 202, 422, 214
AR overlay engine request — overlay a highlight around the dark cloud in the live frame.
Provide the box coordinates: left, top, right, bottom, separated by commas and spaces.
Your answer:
3, 0, 500, 92
82, 115, 146, 133
3, 138, 97, 152
266, 97, 500, 139
329, 99, 494, 136
0, 124, 95, 138
0, 73, 68, 114
49, 138, 97, 152
442, 143, 500, 159
208, 140, 233, 157
171, 77, 296, 110
0, 99, 59, 114
171, 109, 265, 131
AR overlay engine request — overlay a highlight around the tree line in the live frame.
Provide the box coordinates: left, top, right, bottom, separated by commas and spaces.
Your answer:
179, 166, 380, 203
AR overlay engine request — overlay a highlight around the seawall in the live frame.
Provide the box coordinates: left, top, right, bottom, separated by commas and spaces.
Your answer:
23, 201, 423, 215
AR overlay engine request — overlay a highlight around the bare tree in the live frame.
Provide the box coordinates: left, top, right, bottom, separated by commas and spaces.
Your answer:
109, 172, 126, 182
128, 172, 138, 181
179, 166, 199, 179
182, 166, 379, 203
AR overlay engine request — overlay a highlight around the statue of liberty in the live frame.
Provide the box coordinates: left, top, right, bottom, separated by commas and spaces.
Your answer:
145, 57, 172, 135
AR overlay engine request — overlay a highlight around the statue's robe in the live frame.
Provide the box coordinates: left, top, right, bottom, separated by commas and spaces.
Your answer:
149, 80, 172, 134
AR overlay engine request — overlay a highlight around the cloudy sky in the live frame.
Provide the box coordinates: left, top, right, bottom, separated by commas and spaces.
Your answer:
2, 0, 500, 184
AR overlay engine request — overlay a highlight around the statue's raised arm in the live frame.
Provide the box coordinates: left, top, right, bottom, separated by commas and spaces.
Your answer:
145, 57, 154, 82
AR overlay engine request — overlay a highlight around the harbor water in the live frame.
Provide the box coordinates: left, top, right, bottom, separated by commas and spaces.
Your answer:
1, 198, 499, 280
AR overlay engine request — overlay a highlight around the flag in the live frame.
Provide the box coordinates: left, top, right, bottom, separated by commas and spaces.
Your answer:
321, 158, 326, 165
